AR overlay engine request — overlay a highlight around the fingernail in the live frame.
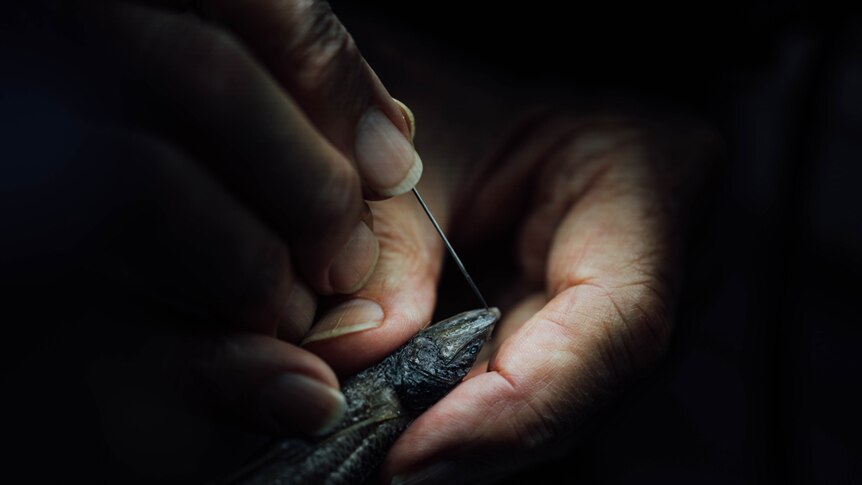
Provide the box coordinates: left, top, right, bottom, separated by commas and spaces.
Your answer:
356, 107, 423, 197
302, 298, 384, 345
329, 221, 379, 294
278, 282, 316, 342
391, 461, 458, 485
393, 99, 416, 139
260, 373, 346, 436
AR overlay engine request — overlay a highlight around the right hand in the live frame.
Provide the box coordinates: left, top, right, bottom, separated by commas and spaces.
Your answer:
1, 0, 420, 465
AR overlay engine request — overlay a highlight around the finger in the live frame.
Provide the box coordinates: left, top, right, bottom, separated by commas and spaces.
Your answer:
74, 127, 316, 337
189, 332, 345, 436
450, 116, 578, 247
301, 190, 443, 375
477, 119, 677, 388
384, 265, 672, 482
464, 294, 544, 380
383, 289, 612, 484
384, 303, 519, 483
529, 128, 675, 300
384, 122, 684, 482
85, 3, 377, 295
87, 328, 344, 478
159, 0, 422, 198
276, 281, 317, 342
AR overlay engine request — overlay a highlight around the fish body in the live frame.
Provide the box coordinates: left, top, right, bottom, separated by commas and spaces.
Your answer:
230, 307, 501, 485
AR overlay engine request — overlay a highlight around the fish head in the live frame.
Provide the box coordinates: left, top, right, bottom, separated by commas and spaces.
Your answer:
388, 307, 500, 411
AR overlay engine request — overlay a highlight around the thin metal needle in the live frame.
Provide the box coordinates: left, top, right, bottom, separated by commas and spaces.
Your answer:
411, 187, 489, 309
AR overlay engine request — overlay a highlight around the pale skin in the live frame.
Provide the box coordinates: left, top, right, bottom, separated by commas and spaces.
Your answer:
310, 115, 708, 483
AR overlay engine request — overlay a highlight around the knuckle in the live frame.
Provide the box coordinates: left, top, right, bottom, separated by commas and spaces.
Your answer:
555, 280, 672, 391
284, 0, 362, 85
171, 23, 256, 100
88, 130, 184, 192
305, 162, 362, 234
191, 333, 246, 404
236, 240, 294, 330
604, 280, 673, 372
374, 219, 434, 269
494, 371, 571, 451
515, 401, 566, 450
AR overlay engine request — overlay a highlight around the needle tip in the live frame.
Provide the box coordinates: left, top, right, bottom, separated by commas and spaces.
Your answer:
411, 188, 489, 309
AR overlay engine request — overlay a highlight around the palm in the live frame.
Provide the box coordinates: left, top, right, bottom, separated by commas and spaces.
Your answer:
379, 118, 700, 483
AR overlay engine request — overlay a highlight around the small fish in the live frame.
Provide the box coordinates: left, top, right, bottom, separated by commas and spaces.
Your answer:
227, 307, 501, 485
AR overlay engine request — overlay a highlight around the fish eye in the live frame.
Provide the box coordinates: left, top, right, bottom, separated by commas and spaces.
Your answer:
465, 343, 480, 356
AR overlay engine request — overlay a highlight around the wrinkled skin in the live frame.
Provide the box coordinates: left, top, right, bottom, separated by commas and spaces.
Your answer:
297, 13, 718, 484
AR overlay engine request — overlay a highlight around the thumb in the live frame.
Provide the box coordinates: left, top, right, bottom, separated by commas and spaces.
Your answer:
301, 191, 444, 375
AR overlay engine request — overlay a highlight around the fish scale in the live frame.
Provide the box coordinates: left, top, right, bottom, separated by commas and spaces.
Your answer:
228, 307, 500, 484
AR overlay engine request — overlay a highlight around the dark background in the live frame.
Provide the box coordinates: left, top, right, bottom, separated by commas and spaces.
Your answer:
350, 1, 862, 483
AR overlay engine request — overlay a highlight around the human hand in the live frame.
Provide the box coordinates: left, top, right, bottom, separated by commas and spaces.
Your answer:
285, 59, 710, 482
289, 88, 712, 483
285, 23, 708, 482
376, 115, 713, 483
66, 0, 422, 297
1, 0, 423, 472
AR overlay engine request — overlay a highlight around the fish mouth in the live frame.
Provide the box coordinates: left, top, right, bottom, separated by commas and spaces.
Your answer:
430, 307, 500, 338
394, 307, 503, 410
429, 307, 500, 360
